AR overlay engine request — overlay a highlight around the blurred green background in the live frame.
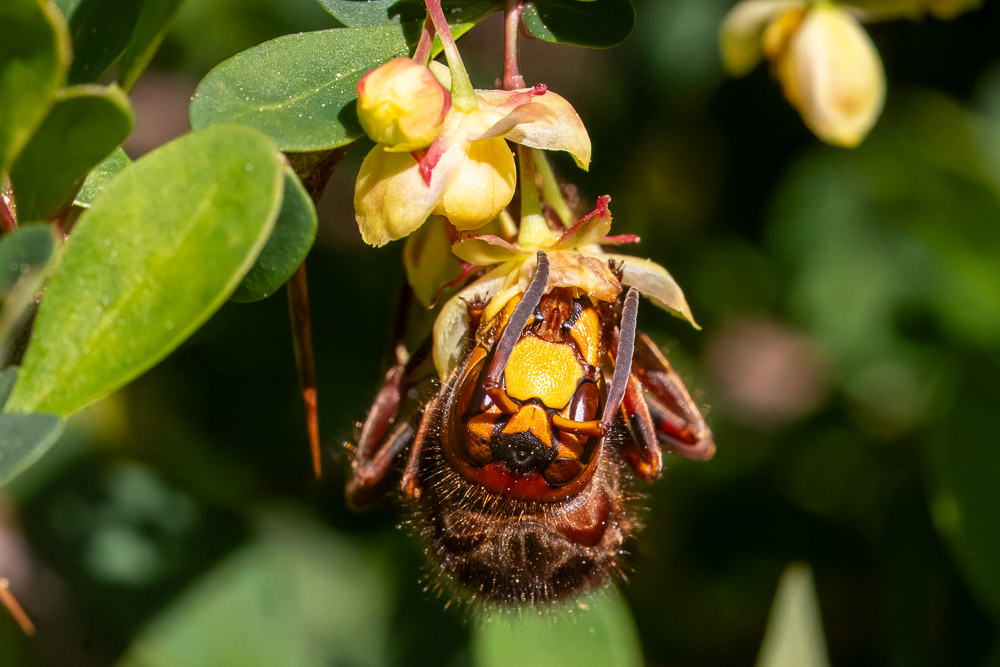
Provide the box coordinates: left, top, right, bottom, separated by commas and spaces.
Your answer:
3, 0, 1000, 665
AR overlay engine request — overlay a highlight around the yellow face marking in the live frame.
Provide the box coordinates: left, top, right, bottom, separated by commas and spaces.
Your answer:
503, 337, 584, 409
465, 409, 501, 463
568, 307, 601, 367
501, 403, 552, 449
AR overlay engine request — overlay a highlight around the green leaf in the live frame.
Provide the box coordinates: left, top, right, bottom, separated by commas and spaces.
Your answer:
926, 374, 1000, 624
756, 563, 831, 667
471, 588, 643, 667
10, 85, 134, 222
231, 169, 317, 303
5, 125, 285, 416
74, 147, 131, 209
0, 367, 19, 409
0, 0, 70, 172
522, 0, 635, 48
116, 511, 392, 667
61, 0, 182, 88
316, 0, 501, 31
189, 26, 412, 152
64, 0, 142, 84
117, 0, 185, 91
0, 411, 65, 487
0, 224, 56, 300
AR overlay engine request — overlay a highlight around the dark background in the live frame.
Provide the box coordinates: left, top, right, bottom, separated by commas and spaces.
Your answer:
3, 0, 1000, 665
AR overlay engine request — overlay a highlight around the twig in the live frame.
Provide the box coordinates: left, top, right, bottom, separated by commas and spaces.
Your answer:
503, 0, 526, 90
0, 578, 35, 636
413, 15, 435, 65
287, 263, 321, 479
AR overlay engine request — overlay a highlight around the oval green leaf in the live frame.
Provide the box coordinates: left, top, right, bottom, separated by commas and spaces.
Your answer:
926, 376, 1000, 624
117, 0, 185, 91
74, 147, 131, 209
5, 125, 285, 416
60, 0, 181, 88
231, 169, 317, 303
471, 588, 643, 667
0, 0, 70, 171
522, 0, 635, 48
316, 0, 501, 32
0, 224, 56, 300
0, 366, 19, 409
64, 0, 141, 84
189, 26, 412, 153
0, 411, 65, 487
10, 85, 134, 222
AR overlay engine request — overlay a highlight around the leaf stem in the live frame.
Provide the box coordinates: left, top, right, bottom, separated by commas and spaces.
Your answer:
287, 262, 321, 479
503, 0, 526, 90
413, 14, 435, 65
425, 0, 478, 111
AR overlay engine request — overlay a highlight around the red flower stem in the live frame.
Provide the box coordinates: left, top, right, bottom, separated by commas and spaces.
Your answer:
0, 183, 16, 234
287, 262, 322, 479
413, 14, 435, 65
503, 0, 526, 90
424, 0, 477, 110
0, 578, 35, 636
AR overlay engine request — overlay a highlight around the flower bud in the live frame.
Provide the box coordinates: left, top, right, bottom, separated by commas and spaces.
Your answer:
776, 4, 885, 147
356, 57, 451, 152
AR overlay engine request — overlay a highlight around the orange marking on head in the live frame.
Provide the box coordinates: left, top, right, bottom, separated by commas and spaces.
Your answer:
467, 411, 500, 441
501, 403, 552, 449
503, 337, 583, 409
569, 306, 601, 367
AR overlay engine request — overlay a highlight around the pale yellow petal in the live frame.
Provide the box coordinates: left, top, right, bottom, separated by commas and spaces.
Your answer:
354, 140, 465, 246
781, 5, 885, 147
476, 88, 591, 170
434, 136, 516, 230
720, 0, 806, 76
451, 235, 529, 266
598, 253, 700, 328
433, 265, 512, 379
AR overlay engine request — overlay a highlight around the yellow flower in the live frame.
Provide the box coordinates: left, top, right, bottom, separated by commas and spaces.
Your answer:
721, 1, 885, 147
356, 57, 451, 152
354, 85, 591, 247
776, 4, 885, 147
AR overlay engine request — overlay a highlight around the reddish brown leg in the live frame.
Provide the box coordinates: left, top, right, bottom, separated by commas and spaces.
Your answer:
346, 346, 411, 507
619, 372, 663, 482
346, 421, 415, 508
400, 393, 440, 501
631, 333, 715, 461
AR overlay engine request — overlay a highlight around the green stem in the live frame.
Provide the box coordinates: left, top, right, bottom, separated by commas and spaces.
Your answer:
517, 146, 554, 246
531, 149, 572, 227
425, 0, 477, 111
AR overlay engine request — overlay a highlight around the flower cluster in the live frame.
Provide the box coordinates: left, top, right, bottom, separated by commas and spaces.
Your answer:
350, 5, 699, 381
720, 0, 979, 147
